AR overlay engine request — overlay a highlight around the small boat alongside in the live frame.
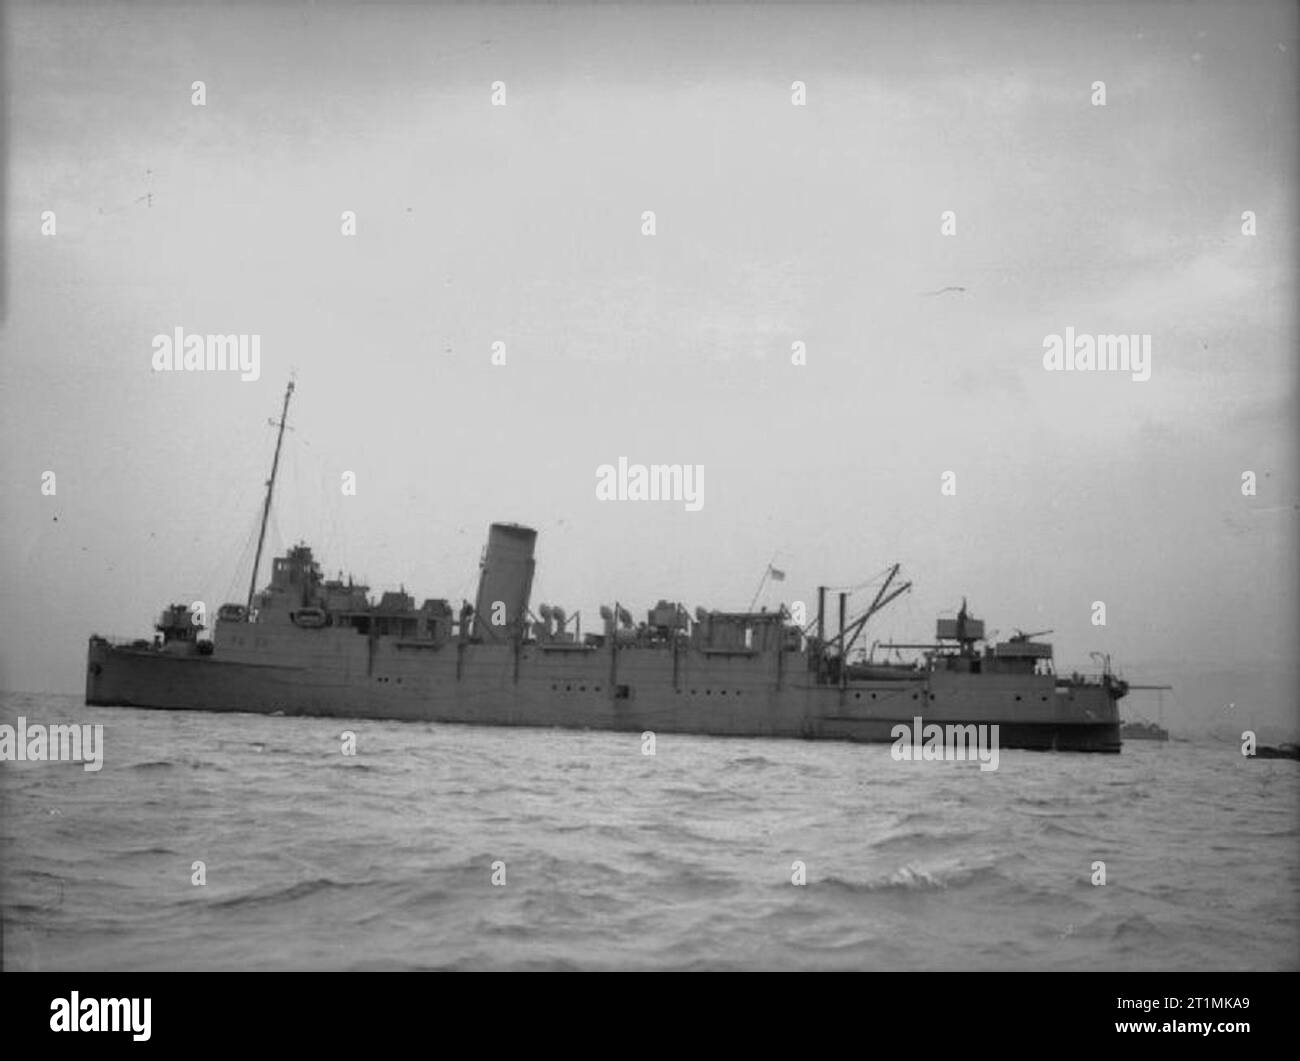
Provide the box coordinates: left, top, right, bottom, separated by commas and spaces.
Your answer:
1121, 720, 1169, 741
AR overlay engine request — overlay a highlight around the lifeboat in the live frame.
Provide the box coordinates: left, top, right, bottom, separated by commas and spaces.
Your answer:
291, 607, 328, 628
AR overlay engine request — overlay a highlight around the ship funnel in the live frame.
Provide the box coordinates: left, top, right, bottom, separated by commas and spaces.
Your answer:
473, 523, 537, 640
552, 606, 567, 631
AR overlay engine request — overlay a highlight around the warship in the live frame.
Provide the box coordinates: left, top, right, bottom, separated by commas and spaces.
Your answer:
86, 383, 1128, 752
1252, 743, 1300, 761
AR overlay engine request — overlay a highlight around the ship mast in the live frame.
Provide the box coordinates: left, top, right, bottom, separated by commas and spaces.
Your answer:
245, 380, 295, 615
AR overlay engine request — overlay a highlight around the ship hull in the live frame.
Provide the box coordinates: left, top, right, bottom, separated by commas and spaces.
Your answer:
87, 631, 1122, 752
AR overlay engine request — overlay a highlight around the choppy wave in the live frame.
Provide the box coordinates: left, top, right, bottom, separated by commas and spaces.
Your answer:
2, 693, 1297, 970
821, 861, 1005, 895
210, 877, 365, 910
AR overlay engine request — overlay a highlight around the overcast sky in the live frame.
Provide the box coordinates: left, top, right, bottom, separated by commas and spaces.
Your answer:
1, 1, 1295, 733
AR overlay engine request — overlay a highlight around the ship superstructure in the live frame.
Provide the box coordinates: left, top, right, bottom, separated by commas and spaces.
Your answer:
86, 384, 1127, 752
